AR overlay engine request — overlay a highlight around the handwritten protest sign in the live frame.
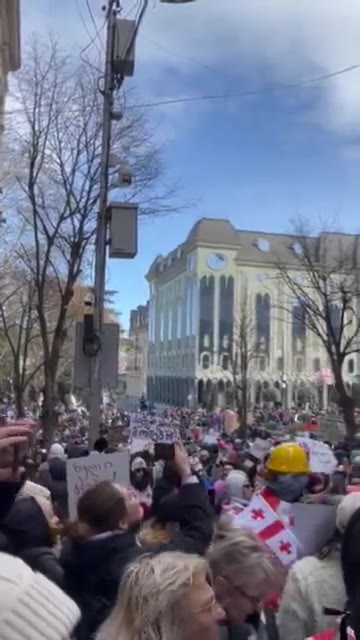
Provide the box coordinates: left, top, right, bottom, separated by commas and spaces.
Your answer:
130, 414, 179, 453
296, 437, 337, 474
67, 450, 130, 519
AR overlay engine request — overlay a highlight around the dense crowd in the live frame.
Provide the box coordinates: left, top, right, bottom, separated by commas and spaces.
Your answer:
1, 412, 360, 640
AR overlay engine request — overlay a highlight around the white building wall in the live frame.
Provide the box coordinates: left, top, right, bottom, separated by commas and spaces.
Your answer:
147, 234, 359, 407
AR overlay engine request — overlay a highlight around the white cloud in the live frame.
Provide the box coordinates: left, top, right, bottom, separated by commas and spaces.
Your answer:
23, 0, 360, 136
134, 0, 360, 135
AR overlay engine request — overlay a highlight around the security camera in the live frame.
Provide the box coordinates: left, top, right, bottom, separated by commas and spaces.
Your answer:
118, 162, 132, 187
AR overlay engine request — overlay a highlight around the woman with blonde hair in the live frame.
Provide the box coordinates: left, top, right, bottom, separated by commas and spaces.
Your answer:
96, 551, 225, 640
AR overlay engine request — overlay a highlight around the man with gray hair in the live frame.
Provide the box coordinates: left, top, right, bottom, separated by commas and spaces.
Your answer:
208, 524, 278, 640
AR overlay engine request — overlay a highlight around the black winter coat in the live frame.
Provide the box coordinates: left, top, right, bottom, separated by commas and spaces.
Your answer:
61, 480, 213, 640
61, 530, 139, 640
2, 496, 64, 588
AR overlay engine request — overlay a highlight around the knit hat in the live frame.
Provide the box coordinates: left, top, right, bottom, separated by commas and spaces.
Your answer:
0, 552, 80, 640
131, 456, 147, 472
19, 480, 51, 503
48, 443, 65, 461
224, 470, 249, 500
336, 493, 360, 534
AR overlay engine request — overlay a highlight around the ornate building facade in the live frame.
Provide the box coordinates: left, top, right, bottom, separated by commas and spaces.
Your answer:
0, 0, 20, 187
0, 0, 20, 124
146, 219, 358, 408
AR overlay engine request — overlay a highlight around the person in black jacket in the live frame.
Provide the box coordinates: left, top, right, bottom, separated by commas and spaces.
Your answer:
61, 444, 214, 640
1, 495, 64, 588
38, 447, 69, 522
138, 449, 214, 556
61, 480, 137, 640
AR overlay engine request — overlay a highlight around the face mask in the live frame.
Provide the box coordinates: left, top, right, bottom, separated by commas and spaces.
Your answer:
266, 473, 308, 503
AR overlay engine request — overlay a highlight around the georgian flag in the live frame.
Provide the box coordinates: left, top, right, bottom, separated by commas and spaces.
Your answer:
221, 499, 246, 518
231, 488, 299, 566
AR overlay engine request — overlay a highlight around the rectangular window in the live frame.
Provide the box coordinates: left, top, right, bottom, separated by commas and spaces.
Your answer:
186, 279, 192, 336
191, 279, 198, 336
168, 306, 173, 341
160, 310, 164, 341
177, 302, 182, 339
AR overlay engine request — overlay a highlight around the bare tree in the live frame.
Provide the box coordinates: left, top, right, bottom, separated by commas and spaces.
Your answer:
4, 37, 178, 445
227, 292, 257, 436
275, 220, 360, 439
0, 268, 43, 417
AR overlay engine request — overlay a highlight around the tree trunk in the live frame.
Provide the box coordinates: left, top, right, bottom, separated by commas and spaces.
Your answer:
14, 384, 25, 419
41, 362, 58, 449
335, 378, 356, 440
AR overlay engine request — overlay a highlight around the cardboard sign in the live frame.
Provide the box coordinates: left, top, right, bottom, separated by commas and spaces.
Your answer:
67, 450, 130, 519
292, 503, 337, 557
296, 437, 337, 474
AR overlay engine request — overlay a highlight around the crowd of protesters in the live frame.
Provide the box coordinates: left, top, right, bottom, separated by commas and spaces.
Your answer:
1, 404, 360, 640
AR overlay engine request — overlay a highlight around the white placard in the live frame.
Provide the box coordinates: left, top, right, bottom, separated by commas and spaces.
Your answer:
292, 503, 337, 557
130, 414, 179, 453
296, 437, 337, 474
251, 438, 272, 461
67, 450, 130, 519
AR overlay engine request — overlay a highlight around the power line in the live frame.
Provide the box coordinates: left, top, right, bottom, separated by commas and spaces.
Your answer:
85, 0, 105, 51
128, 63, 360, 109
75, 0, 102, 55
3, 62, 360, 118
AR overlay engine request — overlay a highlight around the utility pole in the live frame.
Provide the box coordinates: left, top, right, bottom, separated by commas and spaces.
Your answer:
88, 0, 117, 449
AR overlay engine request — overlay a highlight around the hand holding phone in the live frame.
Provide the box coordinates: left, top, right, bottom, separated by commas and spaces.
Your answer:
0, 426, 31, 480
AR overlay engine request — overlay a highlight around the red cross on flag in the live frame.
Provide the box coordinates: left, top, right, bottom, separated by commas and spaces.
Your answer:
221, 499, 245, 518
231, 490, 299, 566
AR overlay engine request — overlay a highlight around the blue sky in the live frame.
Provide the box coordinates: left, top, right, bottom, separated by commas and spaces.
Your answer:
22, 0, 360, 327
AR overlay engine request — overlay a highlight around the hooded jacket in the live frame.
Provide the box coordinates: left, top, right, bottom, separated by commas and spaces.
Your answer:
2, 496, 64, 588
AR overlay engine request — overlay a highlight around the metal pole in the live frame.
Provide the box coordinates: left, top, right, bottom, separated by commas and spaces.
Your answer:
89, 0, 116, 449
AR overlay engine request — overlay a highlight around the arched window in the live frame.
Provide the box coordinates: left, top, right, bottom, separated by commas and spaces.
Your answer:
202, 353, 210, 370
199, 276, 215, 358
313, 357, 321, 373
256, 293, 271, 357
259, 356, 266, 372
292, 300, 306, 340
221, 354, 229, 371
329, 304, 341, 342
296, 356, 304, 373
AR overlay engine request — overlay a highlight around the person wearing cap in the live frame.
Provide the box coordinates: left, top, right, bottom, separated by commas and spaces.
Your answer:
0, 552, 80, 640
278, 493, 360, 640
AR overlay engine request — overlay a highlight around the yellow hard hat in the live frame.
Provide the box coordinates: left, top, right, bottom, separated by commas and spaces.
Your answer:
267, 442, 309, 474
